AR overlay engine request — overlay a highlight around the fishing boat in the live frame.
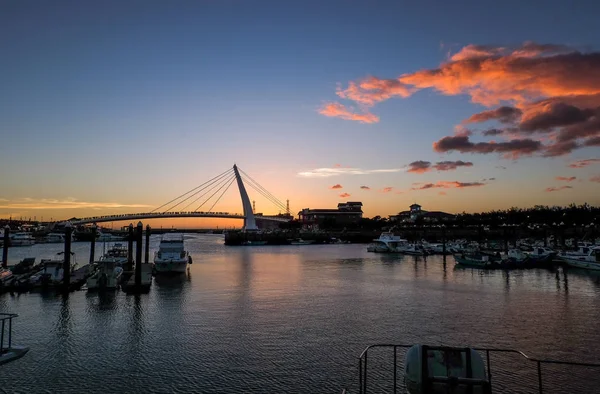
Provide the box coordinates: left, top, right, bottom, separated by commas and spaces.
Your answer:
290, 238, 315, 245
97, 231, 126, 242
86, 245, 127, 290
154, 234, 191, 274
400, 243, 429, 256
559, 246, 600, 270
9, 232, 35, 247
454, 253, 495, 268
525, 246, 556, 266
28, 254, 76, 288
43, 232, 72, 244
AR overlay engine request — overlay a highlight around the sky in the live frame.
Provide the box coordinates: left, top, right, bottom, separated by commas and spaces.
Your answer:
1, 0, 600, 228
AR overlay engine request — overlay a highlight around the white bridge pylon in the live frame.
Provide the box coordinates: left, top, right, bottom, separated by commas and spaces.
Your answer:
66, 165, 290, 229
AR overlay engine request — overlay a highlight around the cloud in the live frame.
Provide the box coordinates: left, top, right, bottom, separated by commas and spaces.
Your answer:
482, 128, 505, 136
555, 176, 576, 182
406, 160, 473, 173
465, 106, 523, 124
545, 186, 573, 192
330, 184, 343, 189
411, 181, 485, 190
0, 198, 151, 210
406, 161, 431, 174
590, 175, 600, 183
318, 102, 379, 123
298, 167, 403, 177
380, 187, 394, 193
322, 41, 600, 157
432, 135, 542, 159
360, 186, 370, 190
339, 193, 351, 198
439, 191, 447, 196
568, 158, 600, 168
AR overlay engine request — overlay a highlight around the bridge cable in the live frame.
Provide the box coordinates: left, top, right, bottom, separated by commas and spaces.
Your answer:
207, 176, 236, 213
243, 179, 288, 213
194, 172, 238, 212
240, 174, 287, 212
238, 168, 287, 211
180, 172, 237, 211
150, 167, 234, 213
164, 169, 235, 212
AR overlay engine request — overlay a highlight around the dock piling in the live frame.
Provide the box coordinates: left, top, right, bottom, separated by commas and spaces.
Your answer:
89, 225, 97, 264
2, 226, 9, 268
127, 224, 134, 270
135, 222, 143, 288
441, 225, 446, 255
63, 223, 72, 292
144, 225, 151, 264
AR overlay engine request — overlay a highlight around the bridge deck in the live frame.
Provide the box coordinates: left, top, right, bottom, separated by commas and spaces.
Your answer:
69, 211, 290, 225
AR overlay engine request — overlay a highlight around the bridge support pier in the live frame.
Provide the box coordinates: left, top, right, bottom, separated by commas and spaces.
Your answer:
233, 164, 258, 231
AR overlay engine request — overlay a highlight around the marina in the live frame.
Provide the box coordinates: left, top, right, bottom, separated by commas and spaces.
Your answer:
1, 236, 600, 392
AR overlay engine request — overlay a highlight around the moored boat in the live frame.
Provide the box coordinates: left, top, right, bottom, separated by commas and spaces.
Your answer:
559, 247, 600, 270
9, 232, 35, 247
290, 238, 315, 245
454, 253, 495, 268
154, 234, 191, 274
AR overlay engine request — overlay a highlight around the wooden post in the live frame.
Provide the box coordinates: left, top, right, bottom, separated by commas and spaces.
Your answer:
442, 225, 447, 255
89, 225, 97, 264
2, 226, 9, 268
127, 224, 134, 270
145, 225, 151, 264
63, 223, 72, 292
135, 222, 143, 287
503, 227, 508, 253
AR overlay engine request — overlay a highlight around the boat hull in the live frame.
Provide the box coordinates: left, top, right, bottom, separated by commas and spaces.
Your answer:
154, 259, 189, 273
563, 258, 600, 271
454, 255, 490, 268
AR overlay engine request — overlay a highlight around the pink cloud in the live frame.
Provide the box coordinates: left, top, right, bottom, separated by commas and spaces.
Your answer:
380, 187, 394, 193
555, 176, 576, 182
330, 184, 343, 189
545, 185, 573, 192
339, 193, 351, 198
360, 186, 370, 190
318, 102, 379, 124
590, 175, 600, 183
406, 160, 473, 173
411, 181, 485, 190
568, 158, 600, 168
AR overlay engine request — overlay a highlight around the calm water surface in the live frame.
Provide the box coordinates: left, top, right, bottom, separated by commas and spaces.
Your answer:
1, 235, 600, 393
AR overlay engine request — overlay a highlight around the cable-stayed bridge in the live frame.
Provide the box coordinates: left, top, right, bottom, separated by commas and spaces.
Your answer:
66, 165, 292, 229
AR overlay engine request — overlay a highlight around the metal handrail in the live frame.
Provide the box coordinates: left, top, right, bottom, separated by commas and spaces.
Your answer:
352, 343, 600, 394
0, 313, 19, 354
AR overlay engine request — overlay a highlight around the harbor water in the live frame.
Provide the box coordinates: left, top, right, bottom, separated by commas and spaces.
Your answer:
1, 235, 600, 393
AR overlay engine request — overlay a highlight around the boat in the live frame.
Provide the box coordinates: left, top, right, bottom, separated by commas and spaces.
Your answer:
86, 244, 127, 290
43, 232, 71, 243
400, 243, 429, 256
290, 238, 315, 245
153, 234, 191, 274
9, 232, 35, 247
525, 246, 556, 266
0, 268, 14, 288
0, 313, 29, 366
454, 253, 495, 268
559, 246, 600, 271
28, 254, 76, 288
97, 231, 126, 242
241, 240, 268, 246
342, 343, 600, 394
367, 232, 409, 253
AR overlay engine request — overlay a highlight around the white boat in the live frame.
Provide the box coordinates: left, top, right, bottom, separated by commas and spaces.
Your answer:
367, 232, 409, 253
97, 231, 126, 242
560, 247, 600, 270
43, 232, 72, 243
86, 244, 127, 290
29, 256, 76, 287
290, 238, 315, 245
153, 234, 191, 274
9, 232, 35, 247
400, 243, 429, 256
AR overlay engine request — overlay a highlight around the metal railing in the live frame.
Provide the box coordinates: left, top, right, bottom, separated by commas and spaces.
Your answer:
349, 344, 600, 394
0, 313, 18, 354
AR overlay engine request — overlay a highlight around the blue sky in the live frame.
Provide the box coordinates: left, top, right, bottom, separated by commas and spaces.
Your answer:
1, 1, 599, 224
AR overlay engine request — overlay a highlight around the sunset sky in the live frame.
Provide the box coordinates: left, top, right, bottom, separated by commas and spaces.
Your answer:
1, 1, 599, 228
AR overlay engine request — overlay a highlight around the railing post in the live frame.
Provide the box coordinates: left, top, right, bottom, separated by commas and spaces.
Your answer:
8, 316, 12, 349
537, 361, 543, 394
364, 350, 368, 394
486, 350, 492, 393
1, 319, 4, 353
393, 346, 397, 394
359, 357, 363, 394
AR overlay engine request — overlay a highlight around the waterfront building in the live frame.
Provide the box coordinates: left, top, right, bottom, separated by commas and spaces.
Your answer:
298, 202, 363, 229
389, 203, 455, 223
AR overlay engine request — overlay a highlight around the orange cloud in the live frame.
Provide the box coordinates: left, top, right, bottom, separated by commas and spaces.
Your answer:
590, 175, 600, 183
318, 102, 379, 123
412, 181, 485, 190
380, 187, 394, 193
439, 191, 447, 196
330, 184, 343, 189
568, 158, 600, 168
555, 176, 576, 182
323, 41, 600, 157
339, 193, 351, 198
545, 185, 573, 192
